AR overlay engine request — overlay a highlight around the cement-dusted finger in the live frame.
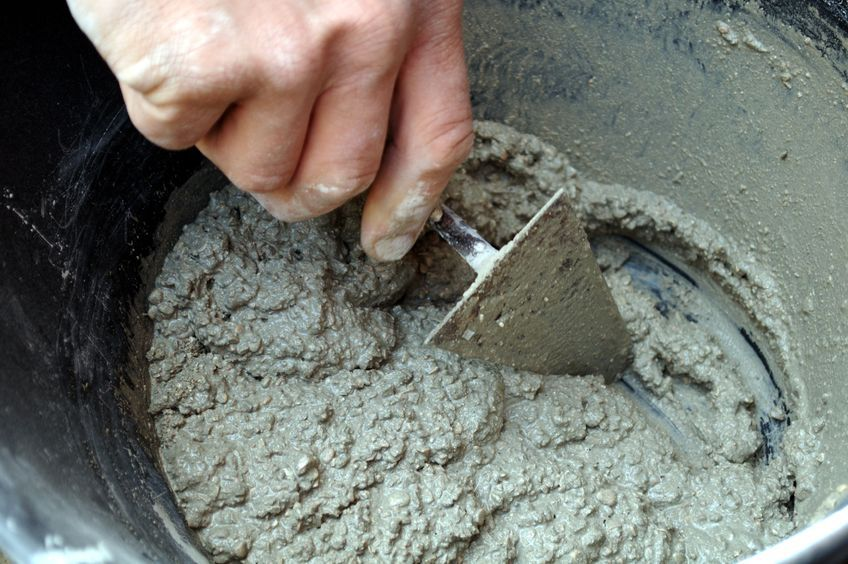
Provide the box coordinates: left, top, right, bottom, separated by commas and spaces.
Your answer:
278, 7, 409, 220
360, 7, 473, 261
274, 74, 396, 219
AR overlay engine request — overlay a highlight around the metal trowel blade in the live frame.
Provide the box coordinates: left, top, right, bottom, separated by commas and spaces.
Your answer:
426, 189, 631, 382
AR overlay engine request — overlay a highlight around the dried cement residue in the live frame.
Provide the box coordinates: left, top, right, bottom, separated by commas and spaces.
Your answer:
147, 122, 815, 562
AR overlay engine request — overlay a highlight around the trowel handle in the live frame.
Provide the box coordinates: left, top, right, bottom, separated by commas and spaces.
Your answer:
428, 205, 498, 274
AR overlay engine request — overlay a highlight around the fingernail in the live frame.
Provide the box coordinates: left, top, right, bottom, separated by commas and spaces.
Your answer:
373, 234, 415, 261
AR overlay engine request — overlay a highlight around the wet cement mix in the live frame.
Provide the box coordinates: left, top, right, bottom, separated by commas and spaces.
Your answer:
147, 122, 813, 562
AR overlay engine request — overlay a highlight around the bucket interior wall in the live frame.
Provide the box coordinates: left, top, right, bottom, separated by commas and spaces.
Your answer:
1, 0, 847, 561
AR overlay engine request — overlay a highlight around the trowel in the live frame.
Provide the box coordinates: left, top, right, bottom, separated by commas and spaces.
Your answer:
426, 189, 631, 382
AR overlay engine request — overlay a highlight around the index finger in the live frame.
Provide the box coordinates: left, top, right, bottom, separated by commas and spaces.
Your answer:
360, 7, 473, 261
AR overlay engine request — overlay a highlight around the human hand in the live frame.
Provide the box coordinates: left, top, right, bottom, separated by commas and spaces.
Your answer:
68, 0, 473, 261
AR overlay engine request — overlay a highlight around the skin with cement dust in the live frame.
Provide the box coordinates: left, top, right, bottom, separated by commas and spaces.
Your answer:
147, 122, 809, 562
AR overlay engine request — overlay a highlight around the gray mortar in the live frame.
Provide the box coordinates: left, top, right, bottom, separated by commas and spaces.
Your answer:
147, 122, 813, 562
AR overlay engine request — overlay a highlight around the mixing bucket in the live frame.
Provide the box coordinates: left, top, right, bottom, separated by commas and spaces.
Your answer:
2, 1, 847, 561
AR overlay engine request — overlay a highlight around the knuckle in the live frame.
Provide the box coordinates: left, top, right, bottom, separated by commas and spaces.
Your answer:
336, 157, 381, 192
115, 21, 236, 97
114, 53, 168, 96
149, 132, 196, 151
362, 7, 410, 48
254, 21, 323, 90
122, 54, 234, 112
126, 102, 184, 149
259, 48, 321, 93
153, 52, 241, 105
126, 94, 208, 150
149, 78, 202, 107
421, 115, 474, 170
331, 2, 411, 60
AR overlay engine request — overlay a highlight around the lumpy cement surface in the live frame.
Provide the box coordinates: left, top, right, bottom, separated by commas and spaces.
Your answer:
148, 122, 803, 562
